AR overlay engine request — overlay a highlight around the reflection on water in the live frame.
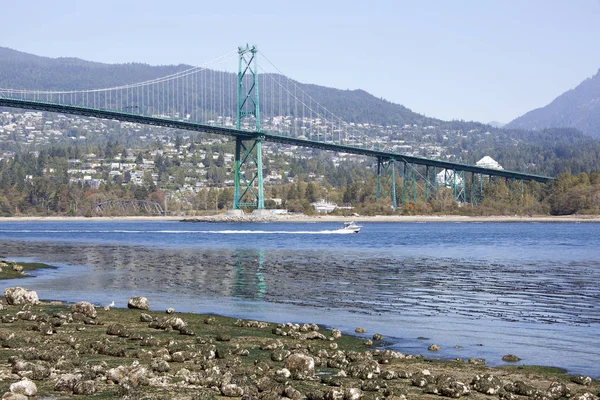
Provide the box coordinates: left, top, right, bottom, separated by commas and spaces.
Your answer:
1, 232, 599, 378
234, 249, 267, 299
2, 240, 599, 326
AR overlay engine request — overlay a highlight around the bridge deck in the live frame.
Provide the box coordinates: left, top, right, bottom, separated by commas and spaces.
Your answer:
0, 97, 552, 183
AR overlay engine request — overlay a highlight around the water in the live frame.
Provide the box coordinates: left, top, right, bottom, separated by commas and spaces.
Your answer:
0, 220, 598, 378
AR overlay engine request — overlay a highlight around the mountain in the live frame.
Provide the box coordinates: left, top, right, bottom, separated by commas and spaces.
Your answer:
0, 47, 189, 91
0, 46, 436, 128
487, 121, 505, 128
4, 46, 600, 175
506, 69, 600, 138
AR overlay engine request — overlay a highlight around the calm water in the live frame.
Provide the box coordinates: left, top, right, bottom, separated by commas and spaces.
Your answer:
0, 220, 598, 377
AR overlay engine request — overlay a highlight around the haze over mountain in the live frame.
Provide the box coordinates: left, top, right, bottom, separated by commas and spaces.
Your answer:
0, 46, 437, 129
4, 46, 600, 176
487, 121, 506, 128
507, 68, 600, 139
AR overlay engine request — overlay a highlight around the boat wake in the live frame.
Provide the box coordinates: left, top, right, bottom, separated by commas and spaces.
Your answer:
0, 229, 357, 235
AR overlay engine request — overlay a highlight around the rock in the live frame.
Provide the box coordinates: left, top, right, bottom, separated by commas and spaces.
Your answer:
262, 340, 284, 350
221, 383, 244, 397
106, 323, 129, 336
372, 333, 383, 341
411, 371, 433, 388
54, 373, 81, 392
303, 331, 327, 340
377, 349, 405, 364
323, 387, 344, 400
0, 330, 15, 341
467, 358, 486, 365
128, 296, 149, 310
140, 313, 153, 322
472, 374, 502, 395
179, 326, 196, 336
546, 381, 571, 399
129, 366, 150, 386
276, 368, 291, 379
505, 380, 536, 396
165, 316, 187, 330
271, 349, 291, 362
12, 265, 23, 272
9, 379, 37, 396
71, 301, 97, 318
428, 344, 440, 351
571, 393, 595, 400
355, 327, 366, 333
344, 387, 363, 400
285, 386, 304, 400
152, 359, 170, 373
73, 380, 97, 395
347, 361, 380, 379
502, 354, 521, 362
15, 311, 36, 321
2, 393, 28, 400
4, 287, 39, 306
439, 381, 471, 398
571, 375, 592, 386
285, 353, 315, 380
106, 366, 128, 384
166, 307, 174, 314
11, 360, 50, 380
331, 328, 342, 339
380, 370, 397, 380
360, 380, 382, 392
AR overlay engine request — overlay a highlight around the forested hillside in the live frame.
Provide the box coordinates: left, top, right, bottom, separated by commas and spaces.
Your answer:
3, 46, 600, 176
507, 68, 600, 138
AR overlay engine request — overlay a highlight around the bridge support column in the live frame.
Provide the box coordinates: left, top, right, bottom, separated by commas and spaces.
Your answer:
233, 136, 264, 210
376, 157, 397, 211
453, 170, 466, 203
235, 44, 264, 210
401, 161, 417, 207
424, 165, 438, 204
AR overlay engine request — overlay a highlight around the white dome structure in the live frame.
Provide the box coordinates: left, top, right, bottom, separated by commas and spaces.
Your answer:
476, 156, 503, 170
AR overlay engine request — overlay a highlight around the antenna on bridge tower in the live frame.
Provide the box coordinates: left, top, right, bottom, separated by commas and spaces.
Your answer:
233, 44, 264, 210
237, 44, 260, 132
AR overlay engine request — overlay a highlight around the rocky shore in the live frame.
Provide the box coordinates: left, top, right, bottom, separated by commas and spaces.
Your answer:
3, 213, 600, 224
0, 287, 598, 399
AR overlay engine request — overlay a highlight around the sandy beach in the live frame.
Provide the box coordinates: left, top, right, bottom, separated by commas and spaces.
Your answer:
1, 213, 600, 223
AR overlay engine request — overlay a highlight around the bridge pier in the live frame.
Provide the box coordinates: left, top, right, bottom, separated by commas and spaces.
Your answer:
233, 136, 264, 209
376, 157, 397, 211
234, 44, 264, 210
401, 161, 418, 207
424, 165, 438, 204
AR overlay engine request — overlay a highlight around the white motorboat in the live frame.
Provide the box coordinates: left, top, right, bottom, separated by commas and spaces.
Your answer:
337, 221, 362, 234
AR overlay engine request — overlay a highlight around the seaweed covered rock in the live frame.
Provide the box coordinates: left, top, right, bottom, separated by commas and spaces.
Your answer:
285, 353, 315, 380
9, 379, 37, 397
71, 301, 97, 318
4, 287, 39, 306
472, 374, 502, 395
128, 296, 149, 310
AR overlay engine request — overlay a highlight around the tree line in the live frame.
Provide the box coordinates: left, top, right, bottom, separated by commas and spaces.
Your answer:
0, 143, 598, 217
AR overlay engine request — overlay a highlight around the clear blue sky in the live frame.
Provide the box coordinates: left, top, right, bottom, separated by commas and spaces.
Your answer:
1, 0, 599, 124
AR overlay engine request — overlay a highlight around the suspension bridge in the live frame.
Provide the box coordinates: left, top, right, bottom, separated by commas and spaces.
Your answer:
0, 44, 551, 211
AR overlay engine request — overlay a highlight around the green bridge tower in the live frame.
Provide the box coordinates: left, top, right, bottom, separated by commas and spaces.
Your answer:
234, 44, 264, 210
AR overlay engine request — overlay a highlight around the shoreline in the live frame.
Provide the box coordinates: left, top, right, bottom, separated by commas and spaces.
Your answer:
1, 214, 600, 223
0, 294, 598, 398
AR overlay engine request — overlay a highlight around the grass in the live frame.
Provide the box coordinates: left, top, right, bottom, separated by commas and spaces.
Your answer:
0, 260, 57, 280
